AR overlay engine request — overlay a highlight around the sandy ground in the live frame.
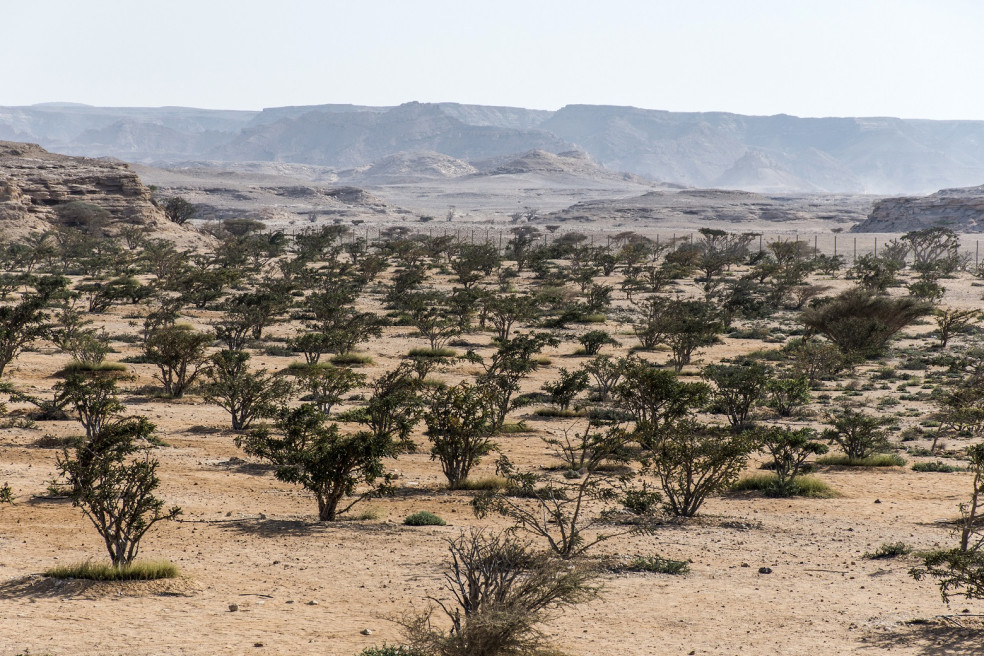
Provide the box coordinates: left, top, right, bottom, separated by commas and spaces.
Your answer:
1, 238, 983, 656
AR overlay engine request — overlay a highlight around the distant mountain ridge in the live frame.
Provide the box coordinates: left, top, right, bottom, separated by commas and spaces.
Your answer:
3, 101, 984, 194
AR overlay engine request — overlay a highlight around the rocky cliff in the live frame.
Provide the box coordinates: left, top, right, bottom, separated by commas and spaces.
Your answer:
853, 185, 984, 233
0, 141, 207, 245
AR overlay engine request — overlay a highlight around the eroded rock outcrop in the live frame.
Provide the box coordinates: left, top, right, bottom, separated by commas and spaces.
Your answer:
853, 185, 984, 233
0, 141, 208, 246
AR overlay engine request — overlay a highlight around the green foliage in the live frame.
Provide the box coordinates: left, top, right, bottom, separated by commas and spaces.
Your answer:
237, 366, 420, 521
645, 419, 755, 517
404, 511, 447, 526
752, 425, 828, 493
57, 417, 181, 566
764, 375, 811, 417
541, 367, 589, 411
286, 362, 364, 415
425, 382, 496, 489
614, 358, 709, 439
402, 530, 597, 656
627, 555, 690, 575
703, 359, 770, 429
731, 473, 836, 498
200, 350, 292, 431
912, 460, 964, 473
799, 288, 932, 359
144, 324, 212, 397
816, 453, 906, 467
0, 276, 66, 378
44, 559, 178, 581
578, 330, 620, 356
160, 197, 197, 226
821, 406, 894, 460
864, 542, 912, 559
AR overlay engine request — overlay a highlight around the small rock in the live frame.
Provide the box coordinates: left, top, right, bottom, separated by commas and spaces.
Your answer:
254, 643, 263, 648
228, 603, 239, 612
307, 600, 319, 606
874, 499, 881, 504
758, 567, 773, 574
361, 628, 373, 635
740, 562, 749, 568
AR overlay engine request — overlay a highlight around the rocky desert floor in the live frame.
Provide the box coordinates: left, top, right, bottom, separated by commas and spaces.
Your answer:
1, 226, 983, 656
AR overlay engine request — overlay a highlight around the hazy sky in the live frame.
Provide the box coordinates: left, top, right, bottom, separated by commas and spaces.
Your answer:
4, 0, 984, 119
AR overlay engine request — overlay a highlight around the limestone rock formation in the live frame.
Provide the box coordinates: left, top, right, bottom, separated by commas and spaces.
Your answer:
0, 141, 207, 246
853, 185, 984, 233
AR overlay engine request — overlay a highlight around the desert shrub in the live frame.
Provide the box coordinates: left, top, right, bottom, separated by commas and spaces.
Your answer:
752, 425, 828, 495
160, 197, 196, 226
200, 350, 293, 430
57, 418, 181, 566
55, 369, 129, 439
785, 338, 847, 385
614, 358, 709, 438
645, 419, 755, 517
330, 352, 374, 366
577, 330, 620, 356
44, 559, 178, 581
425, 382, 496, 489
286, 362, 364, 415
475, 455, 623, 560
0, 482, 13, 504
404, 511, 446, 526
799, 288, 931, 359
402, 530, 597, 656
821, 406, 894, 460
358, 646, 427, 656
238, 366, 420, 521
731, 473, 835, 498
0, 276, 66, 378
864, 542, 912, 559
703, 359, 769, 430
542, 421, 631, 473
541, 368, 589, 411
912, 460, 964, 473
764, 375, 811, 416
911, 444, 984, 602
934, 308, 979, 349
816, 453, 905, 467
144, 324, 212, 398
626, 555, 690, 575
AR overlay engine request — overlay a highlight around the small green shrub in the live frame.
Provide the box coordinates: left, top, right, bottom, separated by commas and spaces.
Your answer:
912, 461, 964, 473
498, 421, 530, 434
731, 473, 837, 498
407, 347, 457, 359
358, 646, 427, 656
628, 555, 690, 575
0, 482, 13, 504
330, 353, 374, 366
816, 453, 906, 467
44, 560, 178, 581
864, 542, 912, 559
457, 476, 512, 491
404, 511, 447, 526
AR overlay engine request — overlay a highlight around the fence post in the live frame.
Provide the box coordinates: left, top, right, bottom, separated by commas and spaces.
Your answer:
814, 235, 818, 258
874, 237, 877, 257
834, 235, 837, 257
759, 234, 763, 253
853, 237, 857, 263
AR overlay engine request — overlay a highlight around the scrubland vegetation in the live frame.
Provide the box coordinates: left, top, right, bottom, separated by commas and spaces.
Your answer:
1, 220, 984, 654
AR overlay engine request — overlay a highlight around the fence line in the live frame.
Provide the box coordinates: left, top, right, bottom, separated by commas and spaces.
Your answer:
283, 226, 984, 268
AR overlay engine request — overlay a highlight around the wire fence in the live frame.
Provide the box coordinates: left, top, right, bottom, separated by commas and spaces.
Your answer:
286, 225, 984, 268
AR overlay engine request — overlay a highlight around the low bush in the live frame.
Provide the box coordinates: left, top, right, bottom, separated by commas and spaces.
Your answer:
864, 542, 912, 559
358, 646, 426, 656
404, 511, 446, 526
816, 453, 905, 467
456, 476, 512, 491
44, 560, 178, 581
330, 353, 374, 366
407, 347, 457, 359
731, 473, 837, 498
912, 460, 964, 473
627, 555, 690, 575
